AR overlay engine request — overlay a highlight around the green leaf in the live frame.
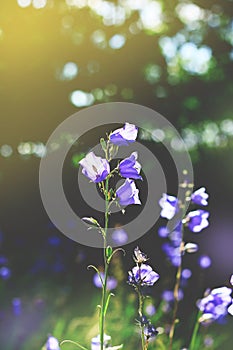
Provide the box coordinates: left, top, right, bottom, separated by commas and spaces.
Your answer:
104, 292, 115, 316
106, 246, 113, 259
100, 138, 107, 151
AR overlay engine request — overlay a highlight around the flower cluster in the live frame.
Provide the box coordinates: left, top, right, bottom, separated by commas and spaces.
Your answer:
79, 123, 142, 207
158, 187, 210, 267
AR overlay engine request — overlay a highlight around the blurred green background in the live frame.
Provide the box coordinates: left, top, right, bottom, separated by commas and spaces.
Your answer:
0, 0, 233, 349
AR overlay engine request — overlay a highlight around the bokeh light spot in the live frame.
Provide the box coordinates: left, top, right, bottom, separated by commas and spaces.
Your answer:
70, 90, 95, 107
17, 0, 31, 7
109, 34, 126, 49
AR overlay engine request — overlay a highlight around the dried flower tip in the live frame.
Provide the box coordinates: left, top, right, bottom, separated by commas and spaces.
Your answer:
133, 247, 149, 264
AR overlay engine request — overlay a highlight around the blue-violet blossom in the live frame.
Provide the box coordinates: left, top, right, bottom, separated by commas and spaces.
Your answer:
128, 264, 159, 287
159, 194, 179, 220
116, 179, 141, 206
191, 187, 209, 206
109, 122, 138, 146
46, 335, 60, 350
79, 152, 110, 183
119, 152, 142, 180
187, 210, 209, 233
197, 287, 233, 324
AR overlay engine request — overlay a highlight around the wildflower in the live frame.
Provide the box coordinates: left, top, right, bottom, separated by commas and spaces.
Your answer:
162, 243, 181, 267
128, 264, 159, 287
109, 122, 138, 146
187, 210, 209, 233
46, 335, 60, 350
119, 152, 142, 180
191, 187, 209, 206
138, 316, 158, 340
91, 334, 111, 350
79, 152, 110, 183
197, 287, 233, 324
116, 179, 141, 206
93, 272, 117, 290
184, 242, 199, 253
144, 324, 158, 339
159, 194, 179, 220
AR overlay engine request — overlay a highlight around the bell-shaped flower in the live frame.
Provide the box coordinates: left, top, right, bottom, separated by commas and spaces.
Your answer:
128, 264, 159, 287
109, 123, 138, 146
46, 336, 60, 350
197, 287, 233, 324
191, 187, 209, 206
159, 194, 179, 220
79, 152, 110, 183
91, 334, 111, 350
187, 210, 209, 233
119, 152, 142, 180
116, 179, 141, 206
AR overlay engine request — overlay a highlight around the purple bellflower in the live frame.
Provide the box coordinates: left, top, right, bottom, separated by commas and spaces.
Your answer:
109, 122, 138, 146
119, 152, 142, 180
46, 335, 60, 350
91, 334, 111, 350
116, 179, 141, 206
191, 187, 209, 206
159, 194, 179, 220
79, 152, 110, 183
187, 210, 209, 233
197, 287, 233, 324
128, 264, 159, 287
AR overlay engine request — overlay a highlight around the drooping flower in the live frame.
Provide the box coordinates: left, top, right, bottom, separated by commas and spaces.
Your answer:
162, 243, 181, 267
128, 264, 159, 287
79, 152, 110, 183
138, 315, 158, 340
187, 210, 209, 233
191, 187, 209, 206
109, 122, 138, 146
116, 179, 141, 206
197, 287, 233, 324
93, 272, 117, 290
144, 323, 158, 339
119, 152, 142, 180
91, 334, 111, 350
159, 194, 179, 220
46, 335, 60, 350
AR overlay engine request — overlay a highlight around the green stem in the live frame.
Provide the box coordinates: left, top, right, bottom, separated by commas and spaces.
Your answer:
189, 311, 201, 350
169, 239, 184, 350
137, 287, 146, 350
100, 177, 110, 350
